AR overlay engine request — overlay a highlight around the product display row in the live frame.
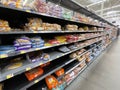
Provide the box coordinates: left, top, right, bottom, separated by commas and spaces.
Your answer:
0, 0, 106, 27
0, 18, 104, 32
0, 37, 103, 82
0, 32, 104, 59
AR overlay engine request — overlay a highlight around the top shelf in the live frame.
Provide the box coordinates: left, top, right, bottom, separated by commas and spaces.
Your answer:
49, 0, 115, 27
0, 4, 106, 28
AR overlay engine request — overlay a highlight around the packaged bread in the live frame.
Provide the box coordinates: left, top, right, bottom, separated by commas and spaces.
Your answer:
70, 53, 77, 58
77, 55, 86, 62
45, 75, 59, 90
55, 68, 64, 77
25, 66, 44, 81
79, 28, 84, 31
66, 24, 78, 31
83, 26, 89, 31
0, 20, 11, 32
26, 18, 43, 31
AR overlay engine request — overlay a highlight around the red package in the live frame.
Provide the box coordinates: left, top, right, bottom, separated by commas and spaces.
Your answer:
48, 39, 60, 44
25, 67, 44, 81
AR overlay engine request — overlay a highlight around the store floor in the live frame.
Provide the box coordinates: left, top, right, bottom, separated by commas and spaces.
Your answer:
66, 37, 120, 90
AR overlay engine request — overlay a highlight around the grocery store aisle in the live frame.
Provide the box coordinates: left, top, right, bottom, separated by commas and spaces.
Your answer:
66, 37, 120, 90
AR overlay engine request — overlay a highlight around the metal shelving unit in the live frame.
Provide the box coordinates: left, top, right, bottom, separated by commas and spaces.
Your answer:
0, 0, 117, 90
0, 39, 102, 82
0, 34, 104, 59
66, 65, 87, 86
3, 43, 100, 90
65, 48, 103, 88
0, 30, 104, 35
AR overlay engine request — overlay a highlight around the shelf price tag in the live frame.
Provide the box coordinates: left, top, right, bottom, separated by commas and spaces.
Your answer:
20, 51, 26, 54
62, 54, 65, 56
26, 67, 31, 71
35, 48, 40, 51
6, 74, 14, 79
26, 10, 31, 13
39, 63, 43, 66
0, 54, 8, 58
56, 56, 60, 58
33, 31, 38, 33
34, 80, 39, 83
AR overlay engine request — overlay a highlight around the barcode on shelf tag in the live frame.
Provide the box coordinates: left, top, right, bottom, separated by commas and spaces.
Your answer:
26, 10, 31, 13
0, 54, 8, 58
20, 51, 26, 54
26, 67, 31, 71
34, 80, 39, 83
6, 74, 14, 79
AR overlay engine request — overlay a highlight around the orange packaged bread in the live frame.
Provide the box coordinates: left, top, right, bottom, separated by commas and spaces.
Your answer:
25, 67, 44, 81
45, 75, 59, 90
55, 68, 64, 77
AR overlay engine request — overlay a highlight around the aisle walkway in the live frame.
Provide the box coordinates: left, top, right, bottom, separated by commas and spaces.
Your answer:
66, 37, 120, 90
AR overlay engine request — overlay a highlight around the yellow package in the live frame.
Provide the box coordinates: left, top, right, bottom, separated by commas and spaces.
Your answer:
55, 36, 66, 43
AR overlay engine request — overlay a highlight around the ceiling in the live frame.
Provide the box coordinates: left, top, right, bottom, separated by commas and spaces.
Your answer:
74, 0, 120, 26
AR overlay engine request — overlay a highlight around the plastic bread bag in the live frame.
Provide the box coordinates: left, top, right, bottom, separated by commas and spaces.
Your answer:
34, 0, 48, 14
1, 0, 9, 5
30, 36, 44, 44
3, 57, 24, 71
55, 68, 64, 77
25, 67, 44, 81
14, 45, 31, 51
22, 0, 36, 10
14, 36, 32, 47
0, 45, 15, 55
45, 75, 59, 90
41, 53, 50, 61
58, 46, 70, 53
2, 0, 23, 8
26, 18, 43, 31
26, 51, 42, 62
62, 7, 73, 20
48, 2, 63, 17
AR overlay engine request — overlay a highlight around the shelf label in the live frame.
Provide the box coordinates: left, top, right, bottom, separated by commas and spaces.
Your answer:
62, 54, 65, 56
6, 74, 14, 79
0, 54, 8, 58
35, 48, 40, 51
34, 80, 39, 83
33, 31, 38, 33
26, 67, 31, 71
39, 63, 43, 65
56, 56, 60, 58
26, 10, 31, 13
20, 51, 26, 54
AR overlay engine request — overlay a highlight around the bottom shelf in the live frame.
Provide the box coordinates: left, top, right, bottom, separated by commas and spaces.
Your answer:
66, 65, 87, 86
